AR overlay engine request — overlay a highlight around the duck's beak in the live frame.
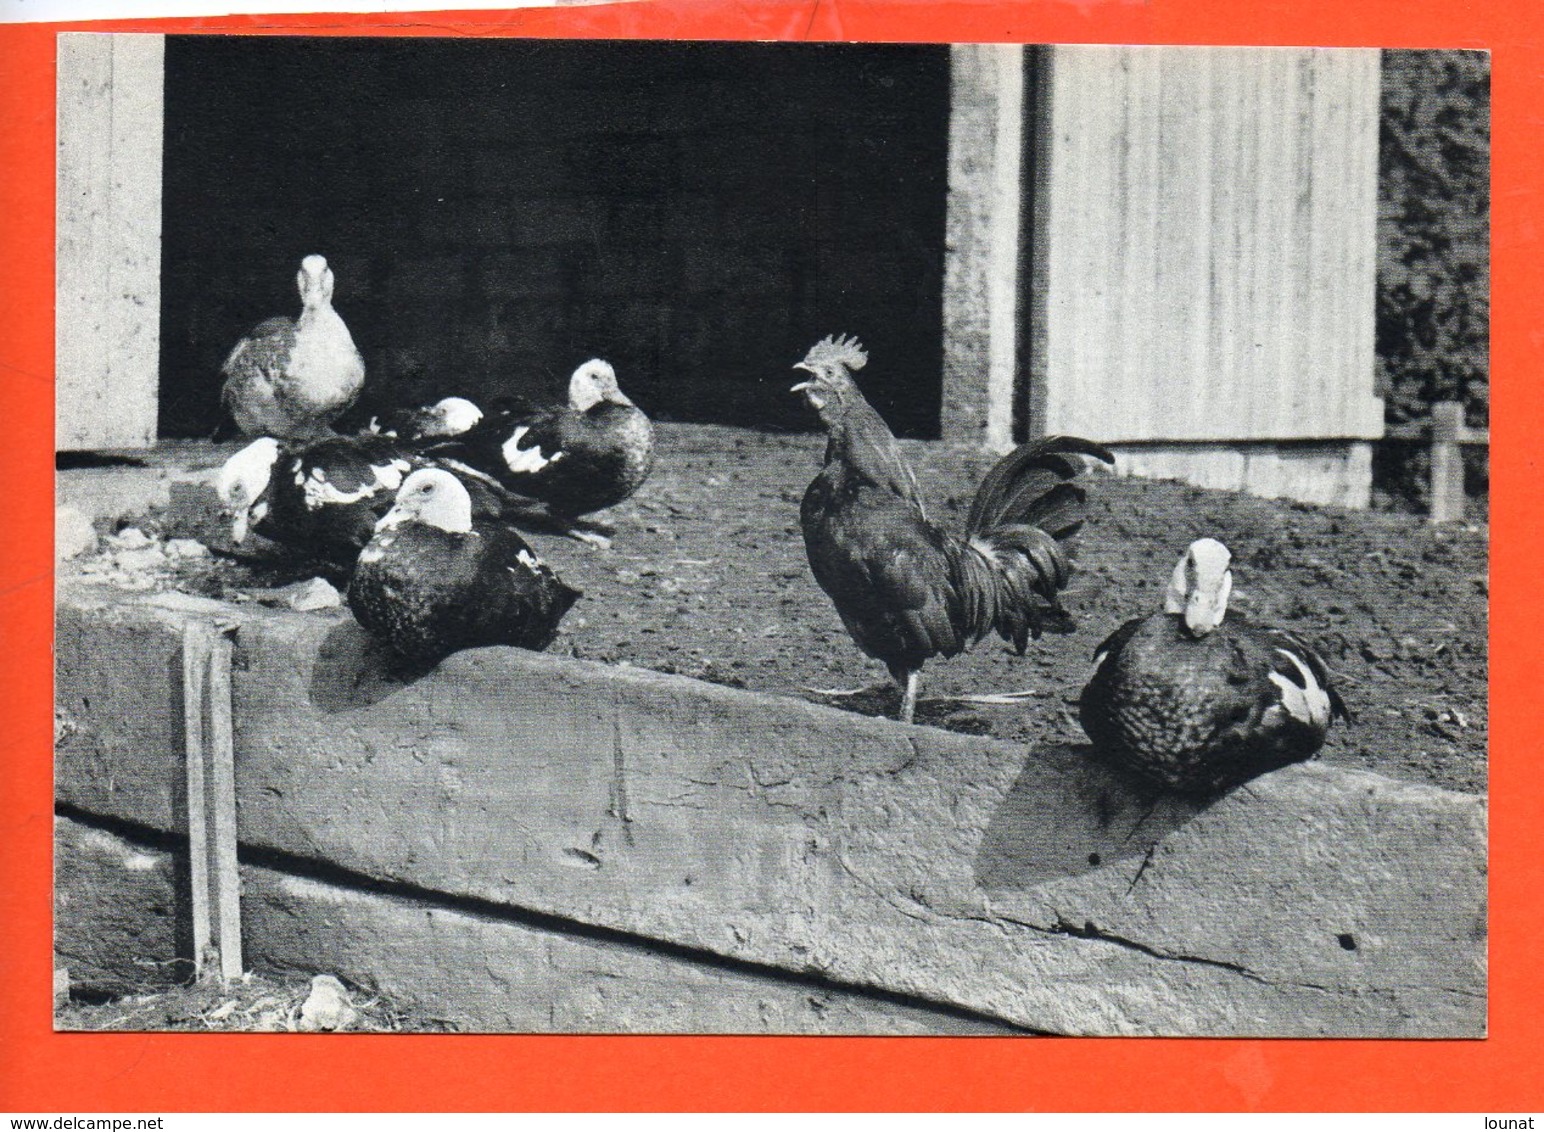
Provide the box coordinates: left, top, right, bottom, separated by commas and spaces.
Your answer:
1184, 569, 1232, 637
374, 504, 407, 533
230, 509, 249, 544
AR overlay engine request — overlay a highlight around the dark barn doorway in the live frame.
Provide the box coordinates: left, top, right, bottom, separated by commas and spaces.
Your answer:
159, 36, 951, 440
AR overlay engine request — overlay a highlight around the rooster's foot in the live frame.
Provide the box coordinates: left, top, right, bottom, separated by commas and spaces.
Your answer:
564, 527, 613, 550
801, 683, 896, 699
928, 689, 1042, 706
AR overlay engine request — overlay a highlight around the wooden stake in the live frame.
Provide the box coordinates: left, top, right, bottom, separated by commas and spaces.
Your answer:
207, 629, 243, 982
1429, 401, 1467, 524
181, 621, 212, 977
181, 619, 243, 983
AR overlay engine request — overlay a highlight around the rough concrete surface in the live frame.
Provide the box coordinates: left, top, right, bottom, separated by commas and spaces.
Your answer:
55, 820, 188, 993
55, 817, 1013, 1035
55, 581, 1487, 1036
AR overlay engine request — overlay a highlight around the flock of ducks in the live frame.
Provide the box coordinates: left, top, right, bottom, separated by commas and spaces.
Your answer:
214, 256, 1348, 799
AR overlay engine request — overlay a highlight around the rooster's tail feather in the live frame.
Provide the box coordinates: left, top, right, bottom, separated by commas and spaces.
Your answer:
966, 436, 1114, 537
955, 435, 1111, 649
956, 527, 1077, 650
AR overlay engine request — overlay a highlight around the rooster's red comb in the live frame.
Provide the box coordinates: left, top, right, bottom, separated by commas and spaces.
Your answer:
799, 334, 868, 372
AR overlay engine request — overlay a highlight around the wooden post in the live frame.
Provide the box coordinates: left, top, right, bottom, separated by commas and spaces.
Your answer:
1429, 401, 1467, 524
207, 630, 244, 982
181, 622, 213, 976
181, 620, 243, 982
941, 43, 1025, 452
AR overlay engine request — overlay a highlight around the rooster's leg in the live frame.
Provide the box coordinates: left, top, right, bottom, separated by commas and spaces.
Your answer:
801, 682, 895, 697
898, 670, 920, 725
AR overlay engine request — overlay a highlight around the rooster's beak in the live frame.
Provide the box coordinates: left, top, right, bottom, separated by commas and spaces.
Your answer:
790, 362, 816, 395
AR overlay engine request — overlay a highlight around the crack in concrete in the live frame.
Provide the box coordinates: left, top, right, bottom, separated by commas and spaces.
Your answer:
998, 913, 1400, 999
675, 775, 811, 812
831, 851, 935, 925
59, 803, 1040, 1034
608, 710, 634, 846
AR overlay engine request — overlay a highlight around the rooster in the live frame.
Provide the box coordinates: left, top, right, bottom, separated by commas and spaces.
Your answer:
792, 334, 1113, 724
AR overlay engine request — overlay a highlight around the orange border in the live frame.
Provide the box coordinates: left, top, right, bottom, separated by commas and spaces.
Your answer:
2, 0, 1537, 1113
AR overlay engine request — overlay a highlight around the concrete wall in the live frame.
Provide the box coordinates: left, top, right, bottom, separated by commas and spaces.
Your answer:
940, 44, 1023, 451
55, 579, 1486, 1036
1111, 440, 1376, 509
56, 33, 164, 451
56, 818, 1011, 1034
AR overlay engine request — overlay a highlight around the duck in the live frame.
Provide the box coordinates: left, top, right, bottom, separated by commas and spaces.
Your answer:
214, 433, 417, 567
427, 359, 653, 546
367, 396, 484, 443
347, 468, 581, 667
220, 255, 366, 440
1077, 537, 1349, 796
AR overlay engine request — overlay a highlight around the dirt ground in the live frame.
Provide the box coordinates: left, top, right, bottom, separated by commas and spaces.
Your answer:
54, 968, 443, 1032
550, 425, 1487, 796
79, 421, 1488, 797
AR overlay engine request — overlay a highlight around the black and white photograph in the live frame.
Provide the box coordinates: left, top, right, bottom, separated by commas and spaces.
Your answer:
52, 34, 1488, 1038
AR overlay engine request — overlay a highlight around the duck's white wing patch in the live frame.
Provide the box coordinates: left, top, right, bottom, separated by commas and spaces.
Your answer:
302, 465, 385, 510
514, 548, 545, 572
1268, 647, 1332, 729
299, 458, 409, 511
358, 532, 395, 563
502, 426, 565, 475
372, 458, 412, 492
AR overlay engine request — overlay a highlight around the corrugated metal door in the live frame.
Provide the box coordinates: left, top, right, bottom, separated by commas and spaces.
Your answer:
1029, 46, 1384, 445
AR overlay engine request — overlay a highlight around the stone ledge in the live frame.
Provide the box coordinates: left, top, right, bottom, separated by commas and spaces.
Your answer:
55, 817, 1014, 1035
54, 579, 1487, 1036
